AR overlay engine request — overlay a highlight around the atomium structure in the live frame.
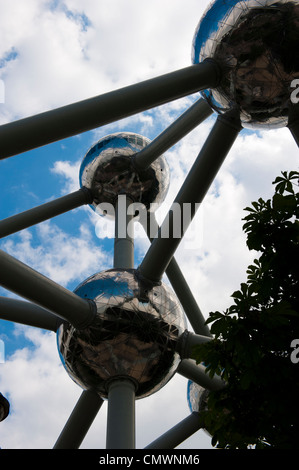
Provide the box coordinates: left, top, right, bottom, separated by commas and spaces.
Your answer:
0, 0, 299, 449
0, 393, 9, 423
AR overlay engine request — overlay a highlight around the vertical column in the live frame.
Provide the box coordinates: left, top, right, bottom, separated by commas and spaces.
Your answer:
107, 194, 136, 449
106, 379, 136, 449
113, 195, 134, 269
138, 111, 242, 283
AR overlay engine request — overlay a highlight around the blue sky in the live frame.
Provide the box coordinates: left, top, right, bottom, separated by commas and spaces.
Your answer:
0, 0, 298, 450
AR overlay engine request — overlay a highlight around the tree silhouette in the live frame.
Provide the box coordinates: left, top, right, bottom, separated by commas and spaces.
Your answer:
193, 170, 299, 449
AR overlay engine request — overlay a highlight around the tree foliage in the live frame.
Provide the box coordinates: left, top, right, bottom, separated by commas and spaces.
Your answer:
192, 171, 299, 449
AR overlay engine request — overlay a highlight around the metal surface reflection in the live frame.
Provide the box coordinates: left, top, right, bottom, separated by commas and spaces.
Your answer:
57, 269, 187, 399
79, 132, 170, 217
187, 380, 211, 436
0, 393, 10, 422
192, 0, 299, 129
187, 379, 209, 414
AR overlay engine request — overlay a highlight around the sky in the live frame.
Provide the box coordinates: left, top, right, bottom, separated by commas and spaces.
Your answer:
0, 0, 298, 451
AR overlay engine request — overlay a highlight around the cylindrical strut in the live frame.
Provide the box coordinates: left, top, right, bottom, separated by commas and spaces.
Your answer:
0, 188, 92, 239
106, 195, 136, 449
106, 379, 136, 449
54, 390, 104, 449
133, 98, 213, 170
140, 213, 211, 337
145, 412, 203, 449
178, 359, 225, 392
113, 195, 134, 270
0, 296, 61, 332
0, 249, 96, 329
138, 111, 242, 283
0, 60, 221, 159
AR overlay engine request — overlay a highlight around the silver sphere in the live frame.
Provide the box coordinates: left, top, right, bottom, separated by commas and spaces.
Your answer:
57, 269, 187, 399
79, 132, 170, 217
187, 380, 211, 436
187, 380, 209, 414
192, 0, 299, 129
0, 393, 9, 422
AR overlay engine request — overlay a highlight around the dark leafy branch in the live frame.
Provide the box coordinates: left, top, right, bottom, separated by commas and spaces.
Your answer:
192, 171, 299, 449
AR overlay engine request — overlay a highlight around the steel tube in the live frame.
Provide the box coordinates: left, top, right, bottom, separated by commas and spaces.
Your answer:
177, 359, 225, 392
0, 188, 92, 239
0, 249, 96, 329
0, 60, 221, 159
138, 112, 242, 283
106, 379, 136, 449
145, 412, 202, 449
140, 214, 211, 336
53, 389, 104, 449
177, 331, 212, 360
113, 195, 134, 269
133, 98, 213, 170
165, 259, 212, 337
0, 296, 61, 331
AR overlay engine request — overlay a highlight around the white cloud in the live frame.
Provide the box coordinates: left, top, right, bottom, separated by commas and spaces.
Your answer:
51, 159, 81, 195
0, 220, 111, 287
0, 326, 84, 449
0, 325, 210, 449
0, 0, 206, 124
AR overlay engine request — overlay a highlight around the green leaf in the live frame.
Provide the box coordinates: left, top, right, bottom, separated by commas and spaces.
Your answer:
192, 170, 299, 449
272, 176, 285, 184
272, 193, 297, 213
244, 206, 258, 213
289, 170, 299, 180
231, 290, 243, 300
241, 283, 248, 295
210, 317, 229, 336
246, 233, 262, 251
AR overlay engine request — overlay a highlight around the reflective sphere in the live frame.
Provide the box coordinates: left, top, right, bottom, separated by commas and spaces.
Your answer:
79, 132, 170, 217
192, 0, 299, 129
187, 380, 211, 436
187, 380, 209, 414
0, 393, 9, 422
57, 269, 187, 399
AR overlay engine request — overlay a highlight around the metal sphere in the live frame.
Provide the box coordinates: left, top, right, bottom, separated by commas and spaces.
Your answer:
187, 380, 209, 414
57, 269, 187, 399
192, 0, 299, 129
79, 132, 170, 218
0, 393, 10, 422
187, 380, 211, 435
